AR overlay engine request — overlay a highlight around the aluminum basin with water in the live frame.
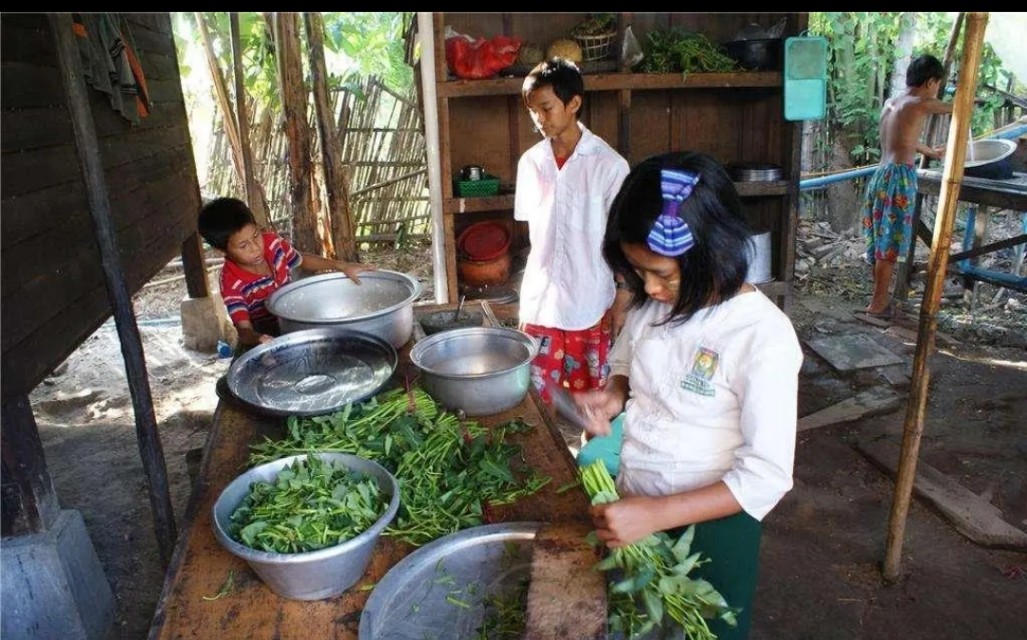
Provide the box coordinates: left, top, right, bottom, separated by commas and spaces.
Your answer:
409, 327, 538, 417
266, 270, 422, 348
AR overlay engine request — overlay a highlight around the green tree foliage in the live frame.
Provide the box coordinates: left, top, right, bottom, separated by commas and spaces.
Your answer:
810, 12, 1017, 165
174, 12, 413, 113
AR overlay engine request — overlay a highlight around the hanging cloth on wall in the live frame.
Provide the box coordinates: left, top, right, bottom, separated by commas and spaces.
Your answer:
71, 13, 150, 123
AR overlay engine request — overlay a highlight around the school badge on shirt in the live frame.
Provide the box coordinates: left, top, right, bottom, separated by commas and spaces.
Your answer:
680, 347, 719, 397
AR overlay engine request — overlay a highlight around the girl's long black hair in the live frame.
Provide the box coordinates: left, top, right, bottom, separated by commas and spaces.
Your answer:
603, 151, 754, 324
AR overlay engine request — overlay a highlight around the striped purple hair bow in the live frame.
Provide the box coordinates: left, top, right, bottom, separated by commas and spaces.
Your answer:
647, 168, 699, 257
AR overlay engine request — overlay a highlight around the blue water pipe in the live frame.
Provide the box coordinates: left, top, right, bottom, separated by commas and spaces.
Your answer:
799, 123, 1026, 192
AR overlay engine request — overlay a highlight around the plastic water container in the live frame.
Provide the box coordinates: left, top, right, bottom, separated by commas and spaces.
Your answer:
576, 412, 625, 477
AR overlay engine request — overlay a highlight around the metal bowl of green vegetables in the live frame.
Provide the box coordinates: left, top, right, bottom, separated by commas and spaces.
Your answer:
211, 452, 400, 601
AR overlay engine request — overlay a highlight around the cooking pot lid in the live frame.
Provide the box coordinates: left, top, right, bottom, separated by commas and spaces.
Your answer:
226, 328, 397, 416
458, 222, 511, 262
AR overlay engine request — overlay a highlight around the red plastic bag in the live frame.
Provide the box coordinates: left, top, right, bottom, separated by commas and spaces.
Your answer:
445, 34, 522, 80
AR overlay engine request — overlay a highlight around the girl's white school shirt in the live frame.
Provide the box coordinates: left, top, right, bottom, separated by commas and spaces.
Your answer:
609, 289, 804, 521
514, 122, 630, 330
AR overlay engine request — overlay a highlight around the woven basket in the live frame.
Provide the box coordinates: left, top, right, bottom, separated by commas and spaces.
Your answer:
455, 176, 500, 198
574, 32, 616, 62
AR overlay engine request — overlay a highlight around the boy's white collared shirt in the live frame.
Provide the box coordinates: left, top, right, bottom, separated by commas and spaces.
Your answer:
609, 290, 804, 521
514, 122, 630, 330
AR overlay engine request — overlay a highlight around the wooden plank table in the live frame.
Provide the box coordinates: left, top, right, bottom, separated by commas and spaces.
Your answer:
894, 169, 1027, 299
148, 329, 593, 639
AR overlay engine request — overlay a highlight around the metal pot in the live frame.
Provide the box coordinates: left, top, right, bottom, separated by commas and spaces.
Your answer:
723, 38, 783, 71
460, 165, 486, 181
409, 327, 538, 417
266, 270, 422, 349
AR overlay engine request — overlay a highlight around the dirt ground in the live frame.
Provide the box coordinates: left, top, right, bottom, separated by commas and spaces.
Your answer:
29, 227, 1027, 639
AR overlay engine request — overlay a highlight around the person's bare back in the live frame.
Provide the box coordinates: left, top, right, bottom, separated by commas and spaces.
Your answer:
879, 85, 953, 166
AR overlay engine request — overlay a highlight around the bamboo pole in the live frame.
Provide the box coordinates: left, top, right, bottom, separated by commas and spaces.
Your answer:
882, 12, 989, 582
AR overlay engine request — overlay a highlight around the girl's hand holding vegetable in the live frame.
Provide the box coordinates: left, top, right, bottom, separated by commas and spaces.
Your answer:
590, 495, 664, 548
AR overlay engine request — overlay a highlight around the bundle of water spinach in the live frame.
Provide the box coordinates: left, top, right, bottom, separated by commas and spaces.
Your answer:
250, 387, 550, 546
230, 455, 387, 554
579, 460, 739, 639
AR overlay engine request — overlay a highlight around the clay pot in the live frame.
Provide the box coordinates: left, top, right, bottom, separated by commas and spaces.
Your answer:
458, 253, 511, 286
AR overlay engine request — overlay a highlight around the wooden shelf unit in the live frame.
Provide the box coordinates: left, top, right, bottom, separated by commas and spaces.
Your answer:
426, 12, 808, 308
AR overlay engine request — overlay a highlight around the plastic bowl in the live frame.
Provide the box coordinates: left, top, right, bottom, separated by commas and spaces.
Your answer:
211, 452, 400, 600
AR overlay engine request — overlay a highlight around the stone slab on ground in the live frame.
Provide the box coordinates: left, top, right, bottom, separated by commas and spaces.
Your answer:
1, 509, 115, 640
858, 436, 1027, 550
807, 332, 904, 371
797, 385, 904, 431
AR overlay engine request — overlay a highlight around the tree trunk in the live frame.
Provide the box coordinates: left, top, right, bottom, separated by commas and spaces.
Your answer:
272, 12, 317, 254
195, 13, 247, 202
890, 13, 917, 100
826, 130, 862, 234
304, 12, 358, 262
230, 12, 270, 229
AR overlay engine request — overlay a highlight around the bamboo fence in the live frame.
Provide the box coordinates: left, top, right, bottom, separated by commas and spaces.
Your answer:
203, 75, 431, 246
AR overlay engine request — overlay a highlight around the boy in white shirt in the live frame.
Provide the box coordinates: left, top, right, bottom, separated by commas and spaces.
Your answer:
514, 57, 631, 405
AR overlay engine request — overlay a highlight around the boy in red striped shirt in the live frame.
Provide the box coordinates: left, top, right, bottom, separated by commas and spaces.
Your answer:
198, 197, 374, 347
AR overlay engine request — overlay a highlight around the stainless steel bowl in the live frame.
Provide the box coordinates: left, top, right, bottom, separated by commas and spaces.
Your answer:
211, 452, 400, 601
226, 328, 397, 416
409, 327, 538, 417
266, 270, 422, 348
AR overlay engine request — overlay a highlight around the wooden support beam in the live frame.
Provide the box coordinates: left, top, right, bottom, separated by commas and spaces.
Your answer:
1, 395, 60, 536
180, 231, 209, 299
883, 11, 989, 583
49, 13, 177, 567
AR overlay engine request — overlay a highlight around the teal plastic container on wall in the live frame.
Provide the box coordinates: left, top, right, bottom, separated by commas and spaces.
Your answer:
784, 36, 828, 121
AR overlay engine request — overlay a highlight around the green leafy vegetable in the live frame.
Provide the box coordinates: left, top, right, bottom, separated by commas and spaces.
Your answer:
580, 460, 739, 639
229, 455, 387, 554
250, 387, 550, 546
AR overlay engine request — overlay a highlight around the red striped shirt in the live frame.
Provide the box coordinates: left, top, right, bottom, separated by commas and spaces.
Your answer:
220, 231, 302, 326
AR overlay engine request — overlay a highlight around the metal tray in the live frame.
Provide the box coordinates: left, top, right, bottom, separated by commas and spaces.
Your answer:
359, 522, 541, 639
226, 327, 396, 416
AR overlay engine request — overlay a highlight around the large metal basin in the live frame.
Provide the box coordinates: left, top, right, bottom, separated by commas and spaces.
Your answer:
225, 328, 397, 417
409, 327, 538, 417
963, 139, 1016, 179
211, 453, 400, 601
266, 270, 422, 348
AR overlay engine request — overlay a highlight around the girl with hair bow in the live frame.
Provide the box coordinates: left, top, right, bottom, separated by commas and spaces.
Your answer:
574, 150, 803, 640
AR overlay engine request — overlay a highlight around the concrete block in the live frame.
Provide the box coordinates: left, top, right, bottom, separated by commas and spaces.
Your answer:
2, 509, 114, 640
180, 294, 234, 352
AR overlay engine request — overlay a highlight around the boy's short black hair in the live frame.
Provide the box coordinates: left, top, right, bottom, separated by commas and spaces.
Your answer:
197, 197, 256, 250
906, 54, 945, 88
522, 57, 585, 107
603, 151, 753, 324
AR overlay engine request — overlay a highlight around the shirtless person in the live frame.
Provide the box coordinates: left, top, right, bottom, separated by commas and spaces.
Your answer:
861, 54, 953, 316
